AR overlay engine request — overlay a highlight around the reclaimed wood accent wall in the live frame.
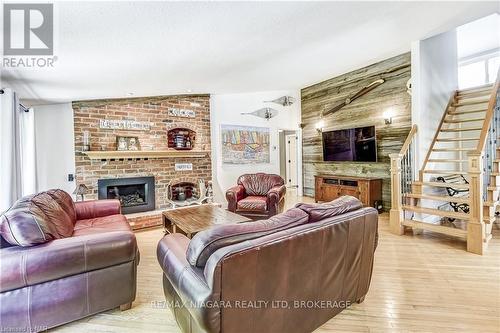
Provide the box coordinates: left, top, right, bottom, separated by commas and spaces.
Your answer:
301, 53, 411, 210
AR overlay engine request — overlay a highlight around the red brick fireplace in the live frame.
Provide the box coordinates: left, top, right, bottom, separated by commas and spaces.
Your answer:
73, 94, 212, 229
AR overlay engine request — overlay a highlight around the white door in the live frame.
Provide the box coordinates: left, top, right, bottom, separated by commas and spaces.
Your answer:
285, 134, 298, 187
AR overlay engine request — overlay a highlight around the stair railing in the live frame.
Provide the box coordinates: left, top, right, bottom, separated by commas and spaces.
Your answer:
390, 124, 418, 235
467, 69, 500, 254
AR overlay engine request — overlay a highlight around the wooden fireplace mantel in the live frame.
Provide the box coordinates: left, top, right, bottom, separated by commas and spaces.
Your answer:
81, 150, 210, 160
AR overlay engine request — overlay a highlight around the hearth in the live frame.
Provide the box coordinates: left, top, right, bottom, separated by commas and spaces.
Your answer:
98, 176, 155, 214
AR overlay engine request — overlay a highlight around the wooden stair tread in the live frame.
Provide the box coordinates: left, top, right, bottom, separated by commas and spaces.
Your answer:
413, 181, 469, 189
422, 170, 467, 174
443, 117, 484, 123
401, 219, 467, 239
432, 148, 476, 151
448, 108, 487, 115
452, 100, 489, 107
436, 138, 478, 142
428, 159, 467, 162
404, 193, 470, 204
402, 205, 470, 220
440, 127, 482, 132
458, 84, 494, 95
456, 94, 490, 101
457, 91, 492, 99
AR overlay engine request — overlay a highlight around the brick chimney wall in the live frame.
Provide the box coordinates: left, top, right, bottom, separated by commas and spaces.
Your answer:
73, 94, 212, 228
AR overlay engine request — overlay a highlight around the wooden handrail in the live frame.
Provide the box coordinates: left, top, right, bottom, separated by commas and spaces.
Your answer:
420, 91, 457, 176
475, 68, 500, 153
399, 124, 418, 155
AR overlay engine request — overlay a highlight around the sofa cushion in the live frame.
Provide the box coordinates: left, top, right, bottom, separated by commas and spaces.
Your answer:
73, 214, 131, 237
0, 190, 76, 247
236, 196, 268, 212
0, 231, 137, 293
186, 207, 309, 267
295, 195, 363, 223
237, 173, 284, 196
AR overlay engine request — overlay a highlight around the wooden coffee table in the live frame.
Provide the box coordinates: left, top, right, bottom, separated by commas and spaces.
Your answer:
162, 204, 251, 238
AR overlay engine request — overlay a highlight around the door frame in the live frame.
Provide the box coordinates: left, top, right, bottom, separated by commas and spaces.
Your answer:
278, 128, 303, 196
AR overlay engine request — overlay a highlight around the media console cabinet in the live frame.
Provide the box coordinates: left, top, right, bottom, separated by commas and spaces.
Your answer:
314, 175, 383, 209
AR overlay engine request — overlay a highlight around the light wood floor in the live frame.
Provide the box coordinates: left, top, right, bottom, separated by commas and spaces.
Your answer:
54, 194, 500, 333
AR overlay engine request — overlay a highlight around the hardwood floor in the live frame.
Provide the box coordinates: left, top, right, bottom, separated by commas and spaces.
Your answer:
53, 193, 500, 333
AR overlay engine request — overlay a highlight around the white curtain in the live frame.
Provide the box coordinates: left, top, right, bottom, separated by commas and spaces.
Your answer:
0, 88, 37, 212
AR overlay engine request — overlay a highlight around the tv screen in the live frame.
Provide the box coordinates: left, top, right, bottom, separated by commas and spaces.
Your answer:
322, 126, 377, 162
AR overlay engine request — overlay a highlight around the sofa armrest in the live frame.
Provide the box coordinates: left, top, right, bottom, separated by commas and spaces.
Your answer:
75, 199, 121, 220
267, 185, 286, 215
157, 234, 218, 331
225, 185, 246, 212
1, 231, 137, 293
267, 185, 286, 203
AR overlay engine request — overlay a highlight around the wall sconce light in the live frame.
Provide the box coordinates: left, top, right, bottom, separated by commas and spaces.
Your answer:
315, 119, 325, 133
383, 109, 395, 125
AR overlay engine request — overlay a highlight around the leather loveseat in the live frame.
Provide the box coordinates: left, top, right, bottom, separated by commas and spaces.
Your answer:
157, 196, 378, 333
0, 189, 139, 332
226, 173, 286, 219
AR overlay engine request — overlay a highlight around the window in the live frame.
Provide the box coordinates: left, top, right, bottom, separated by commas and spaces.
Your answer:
458, 50, 500, 89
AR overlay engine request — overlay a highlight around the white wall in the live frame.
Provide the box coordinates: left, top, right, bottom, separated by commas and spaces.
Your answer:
411, 29, 458, 218
34, 103, 76, 194
210, 90, 302, 205
412, 29, 458, 172
457, 13, 500, 59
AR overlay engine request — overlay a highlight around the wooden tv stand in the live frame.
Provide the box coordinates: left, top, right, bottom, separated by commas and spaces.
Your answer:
314, 175, 382, 208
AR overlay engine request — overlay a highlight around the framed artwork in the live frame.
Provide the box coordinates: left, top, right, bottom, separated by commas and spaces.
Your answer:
116, 136, 141, 151
221, 125, 270, 164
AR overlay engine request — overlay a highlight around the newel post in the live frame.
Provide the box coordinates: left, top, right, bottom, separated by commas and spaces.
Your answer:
389, 153, 404, 235
467, 151, 485, 255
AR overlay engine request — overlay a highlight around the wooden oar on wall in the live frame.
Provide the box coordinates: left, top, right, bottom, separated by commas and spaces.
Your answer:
323, 78, 385, 116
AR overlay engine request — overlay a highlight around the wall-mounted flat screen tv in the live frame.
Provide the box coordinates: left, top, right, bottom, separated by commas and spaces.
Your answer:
322, 125, 377, 162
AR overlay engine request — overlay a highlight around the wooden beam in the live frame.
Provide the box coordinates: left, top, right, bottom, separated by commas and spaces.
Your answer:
402, 205, 470, 220
401, 219, 467, 240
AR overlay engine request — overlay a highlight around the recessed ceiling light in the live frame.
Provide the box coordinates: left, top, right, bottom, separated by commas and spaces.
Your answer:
127, 92, 134, 96
186, 89, 193, 93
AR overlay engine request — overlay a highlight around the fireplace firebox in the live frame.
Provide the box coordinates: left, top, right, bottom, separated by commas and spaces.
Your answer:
98, 176, 155, 214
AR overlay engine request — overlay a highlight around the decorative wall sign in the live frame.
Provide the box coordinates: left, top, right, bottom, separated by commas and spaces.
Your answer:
175, 163, 193, 171
100, 119, 151, 131
168, 108, 196, 118
221, 125, 270, 164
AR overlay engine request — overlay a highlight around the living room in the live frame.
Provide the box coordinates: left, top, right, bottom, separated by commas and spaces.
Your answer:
1, 2, 499, 333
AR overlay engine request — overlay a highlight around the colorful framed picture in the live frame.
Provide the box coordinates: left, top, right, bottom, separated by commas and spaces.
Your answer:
221, 125, 270, 164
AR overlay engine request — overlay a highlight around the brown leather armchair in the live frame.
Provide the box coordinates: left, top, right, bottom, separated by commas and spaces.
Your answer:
226, 173, 286, 219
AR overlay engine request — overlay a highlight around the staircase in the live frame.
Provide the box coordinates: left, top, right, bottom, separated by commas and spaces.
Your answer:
390, 75, 500, 255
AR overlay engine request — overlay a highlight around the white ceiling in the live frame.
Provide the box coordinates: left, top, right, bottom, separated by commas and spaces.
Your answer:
2, 1, 498, 105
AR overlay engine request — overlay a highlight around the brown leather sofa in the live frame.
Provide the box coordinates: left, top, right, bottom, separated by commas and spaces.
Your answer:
0, 189, 139, 332
157, 196, 378, 333
226, 173, 286, 219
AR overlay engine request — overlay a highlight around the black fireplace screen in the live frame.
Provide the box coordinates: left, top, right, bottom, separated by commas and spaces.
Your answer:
98, 176, 155, 214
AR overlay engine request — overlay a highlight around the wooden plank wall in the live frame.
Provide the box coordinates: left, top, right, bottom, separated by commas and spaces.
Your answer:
301, 52, 411, 210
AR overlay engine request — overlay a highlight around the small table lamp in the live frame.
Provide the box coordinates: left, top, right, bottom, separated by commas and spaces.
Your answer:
73, 184, 89, 201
